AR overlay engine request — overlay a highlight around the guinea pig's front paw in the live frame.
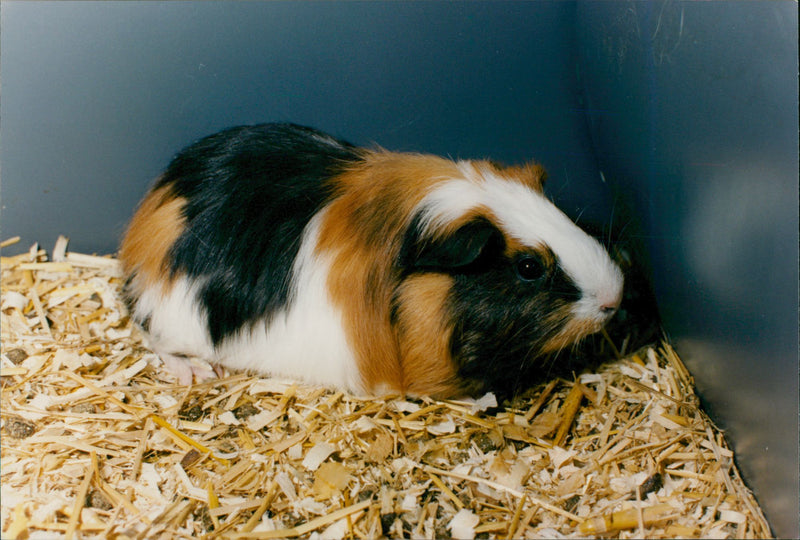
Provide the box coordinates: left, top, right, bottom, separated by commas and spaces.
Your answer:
158, 352, 218, 385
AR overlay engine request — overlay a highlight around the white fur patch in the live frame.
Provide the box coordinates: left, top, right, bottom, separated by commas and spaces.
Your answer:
418, 162, 623, 321
216, 211, 362, 392
133, 276, 213, 360
132, 211, 362, 392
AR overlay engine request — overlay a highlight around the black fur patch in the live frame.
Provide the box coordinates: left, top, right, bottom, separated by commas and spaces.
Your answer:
446, 247, 581, 399
392, 217, 504, 326
157, 123, 361, 344
398, 216, 505, 274
396, 214, 583, 398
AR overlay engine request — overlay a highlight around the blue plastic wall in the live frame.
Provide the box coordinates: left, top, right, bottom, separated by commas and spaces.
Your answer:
1, 2, 797, 536
576, 3, 798, 535
0, 1, 612, 253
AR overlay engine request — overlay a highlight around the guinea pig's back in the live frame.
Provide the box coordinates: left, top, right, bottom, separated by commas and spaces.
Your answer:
119, 124, 364, 384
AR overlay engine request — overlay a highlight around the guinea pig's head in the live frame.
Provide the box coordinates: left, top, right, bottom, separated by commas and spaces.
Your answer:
392, 159, 623, 397
319, 153, 623, 399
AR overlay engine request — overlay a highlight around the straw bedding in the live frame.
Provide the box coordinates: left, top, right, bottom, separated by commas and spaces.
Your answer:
1, 236, 771, 539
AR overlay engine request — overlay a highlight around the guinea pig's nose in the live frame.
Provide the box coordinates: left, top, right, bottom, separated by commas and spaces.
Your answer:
600, 303, 618, 316
598, 291, 622, 317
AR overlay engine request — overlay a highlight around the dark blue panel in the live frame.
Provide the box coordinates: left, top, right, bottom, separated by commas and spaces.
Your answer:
577, 2, 799, 537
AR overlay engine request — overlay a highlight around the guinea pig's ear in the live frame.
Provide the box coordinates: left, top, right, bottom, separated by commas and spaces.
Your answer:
502, 162, 547, 192
400, 218, 503, 271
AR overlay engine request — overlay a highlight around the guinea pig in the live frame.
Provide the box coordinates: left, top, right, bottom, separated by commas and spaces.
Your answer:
119, 122, 623, 399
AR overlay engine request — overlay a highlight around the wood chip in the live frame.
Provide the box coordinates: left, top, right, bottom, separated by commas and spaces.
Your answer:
0, 238, 773, 538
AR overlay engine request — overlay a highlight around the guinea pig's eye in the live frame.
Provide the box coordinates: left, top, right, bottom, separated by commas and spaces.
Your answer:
515, 256, 546, 282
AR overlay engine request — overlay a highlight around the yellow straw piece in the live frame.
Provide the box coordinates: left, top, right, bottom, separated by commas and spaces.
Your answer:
150, 414, 230, 466
579, 503, 675, 535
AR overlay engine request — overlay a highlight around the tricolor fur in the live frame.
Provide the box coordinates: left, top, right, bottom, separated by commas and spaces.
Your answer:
120, 123, 623, 398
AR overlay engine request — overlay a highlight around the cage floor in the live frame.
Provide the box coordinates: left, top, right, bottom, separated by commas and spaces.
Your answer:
1, 236, 771, 539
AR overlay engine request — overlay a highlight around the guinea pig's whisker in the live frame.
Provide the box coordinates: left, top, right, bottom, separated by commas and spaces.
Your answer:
506, 318, 551, 352
553, 289, 581, 300
573, 206, 588, 226
541, 349, 565, 380
569, 335, 587, 355
616, 218, 637, 248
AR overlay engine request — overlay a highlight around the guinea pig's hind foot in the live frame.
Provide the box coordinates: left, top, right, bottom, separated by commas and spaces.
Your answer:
158, 352, 218, 385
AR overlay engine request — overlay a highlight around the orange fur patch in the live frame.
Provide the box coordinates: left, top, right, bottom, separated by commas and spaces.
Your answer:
493, 161, 547, 192
317, 151, 463, 395
119, 184, 186, 292
540, 306, 603, 354
393, 274, 463, 399
462, 159, 546, 192
318, 152, 553, 396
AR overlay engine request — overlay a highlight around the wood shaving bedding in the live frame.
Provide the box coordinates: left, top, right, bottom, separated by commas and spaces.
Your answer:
1, 236, 772, 539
